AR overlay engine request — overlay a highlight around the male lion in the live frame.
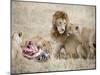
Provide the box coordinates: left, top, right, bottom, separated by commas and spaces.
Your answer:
50, 11, 69, 58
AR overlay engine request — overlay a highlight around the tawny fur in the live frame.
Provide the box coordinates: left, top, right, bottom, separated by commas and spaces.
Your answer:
12, 34, 52, 73
67, 24, 96, 59
30, 36, 52, 54
50, 11, 70, 58
51, 11, 69, 40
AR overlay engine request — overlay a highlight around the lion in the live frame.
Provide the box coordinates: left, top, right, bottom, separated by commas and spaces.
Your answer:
11, 32, 52, 73
12, 32, 23, 62
11, 32, 23, 73
50, 11, 70, 58
29, 36, 52, 61
51, 11, 69, 38
67, 24, 96, 59
64, 31, 81, 58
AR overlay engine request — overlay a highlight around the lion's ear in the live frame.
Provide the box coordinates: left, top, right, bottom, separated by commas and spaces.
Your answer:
75, 26, 79, 30
18, 32, 22, 37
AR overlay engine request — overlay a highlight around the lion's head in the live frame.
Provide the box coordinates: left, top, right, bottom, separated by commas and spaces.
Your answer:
52, 11, 69, 36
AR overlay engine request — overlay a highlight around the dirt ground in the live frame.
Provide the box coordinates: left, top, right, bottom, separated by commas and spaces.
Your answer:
11, 1, 96, 74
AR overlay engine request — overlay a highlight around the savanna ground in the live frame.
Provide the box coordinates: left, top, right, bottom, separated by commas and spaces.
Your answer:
11, 1, 96, 74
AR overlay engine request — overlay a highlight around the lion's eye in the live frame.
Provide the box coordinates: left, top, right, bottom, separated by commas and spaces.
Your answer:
75, 26, 79, 30
43, 43, 46, 46
59, 22, 62, 24
69, 27, 71, 30
64, 23, 66, 24
18, 32, 22, 37
37, 46, 41, 49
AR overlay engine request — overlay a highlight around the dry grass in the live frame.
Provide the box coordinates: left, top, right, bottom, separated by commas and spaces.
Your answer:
11, 1, 96, 74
